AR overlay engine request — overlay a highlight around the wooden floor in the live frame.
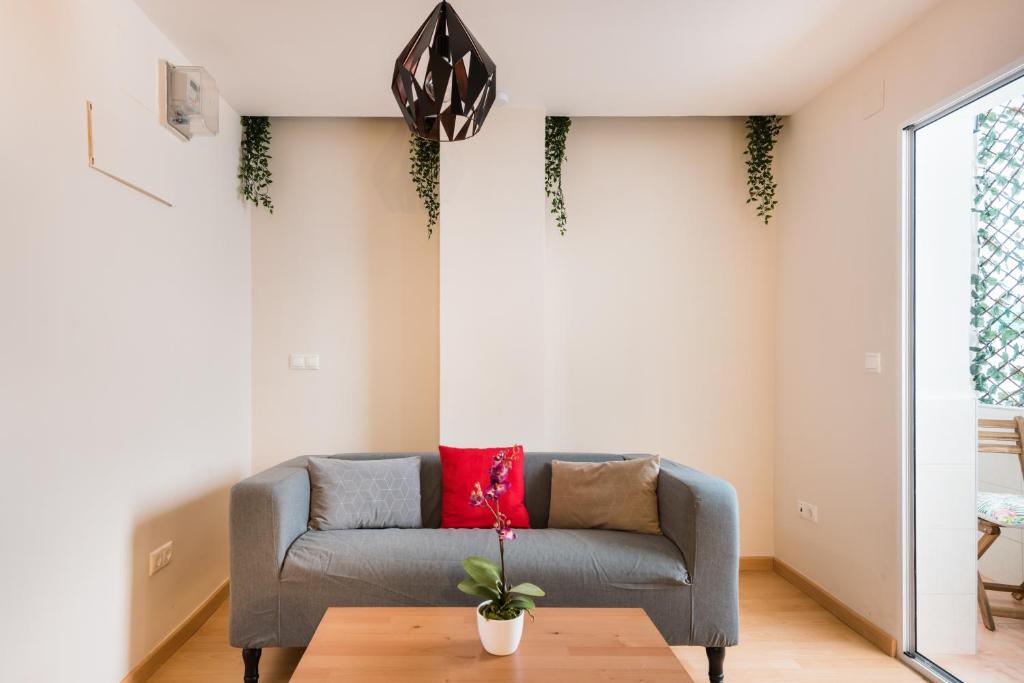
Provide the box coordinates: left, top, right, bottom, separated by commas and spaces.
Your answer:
152, 570, 923, 683
938, 591, 1024, 683
675, 571, 920, 682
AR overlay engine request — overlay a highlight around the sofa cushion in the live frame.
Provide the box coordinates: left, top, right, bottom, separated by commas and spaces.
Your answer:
439, 445, 530, 528
521, 453, 632, 527
281, 528, 689, 597
548, 456, 662, 534
276, 452, 658, 529
307, 456, 422, 530
978, 491, 1024, 527
283, 453, 443, 527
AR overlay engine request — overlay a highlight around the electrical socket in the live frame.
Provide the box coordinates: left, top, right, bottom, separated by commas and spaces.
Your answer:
149, 541, 173, 576
797, 500, 819, 523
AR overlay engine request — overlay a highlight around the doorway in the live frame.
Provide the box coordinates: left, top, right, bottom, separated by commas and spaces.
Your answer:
906, 68, 1024, 681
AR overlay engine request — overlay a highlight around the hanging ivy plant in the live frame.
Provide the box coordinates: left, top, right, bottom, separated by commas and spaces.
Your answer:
409, 134, 440, 238
744, 115, 784, 224
238, 116, 274, 213
545, 116, 572, 235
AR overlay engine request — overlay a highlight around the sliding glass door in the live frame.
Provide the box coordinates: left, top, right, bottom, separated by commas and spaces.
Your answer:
906, 68, 1024, 682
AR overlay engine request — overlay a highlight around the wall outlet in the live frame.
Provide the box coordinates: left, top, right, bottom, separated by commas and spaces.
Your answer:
149, 541, 173, 576
797, 500, 819, 523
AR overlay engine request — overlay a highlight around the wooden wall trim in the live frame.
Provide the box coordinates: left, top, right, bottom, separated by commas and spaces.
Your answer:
739, 556, 775, 572
773, 558, 898, 657
120, 579, 229, 683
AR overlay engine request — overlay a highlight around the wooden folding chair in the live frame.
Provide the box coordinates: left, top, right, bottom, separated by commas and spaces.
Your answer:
977, 417, 1024, 631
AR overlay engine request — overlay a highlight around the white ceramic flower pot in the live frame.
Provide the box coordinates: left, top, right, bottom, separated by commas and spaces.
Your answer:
476, 601, 524, 656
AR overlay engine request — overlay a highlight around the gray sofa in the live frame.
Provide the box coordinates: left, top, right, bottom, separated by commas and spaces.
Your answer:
229, 452, 740, 682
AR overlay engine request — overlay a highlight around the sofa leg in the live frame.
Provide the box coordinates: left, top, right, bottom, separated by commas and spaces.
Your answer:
706, 646, 725, 683
242, 648, 261, 683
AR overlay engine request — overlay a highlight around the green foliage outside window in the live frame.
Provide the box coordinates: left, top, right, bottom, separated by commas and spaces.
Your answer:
971, 96, 1024, 405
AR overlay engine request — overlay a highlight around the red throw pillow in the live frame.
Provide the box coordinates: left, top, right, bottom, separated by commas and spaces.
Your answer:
440, 445, 532, 529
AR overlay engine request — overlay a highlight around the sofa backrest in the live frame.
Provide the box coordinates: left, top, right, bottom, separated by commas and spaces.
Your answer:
313, 452, 642, 528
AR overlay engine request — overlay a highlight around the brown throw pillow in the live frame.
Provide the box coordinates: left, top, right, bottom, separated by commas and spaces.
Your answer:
547, 456, 662, 534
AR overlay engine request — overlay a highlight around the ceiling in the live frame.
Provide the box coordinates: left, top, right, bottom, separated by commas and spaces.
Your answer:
137, 0, 940, 117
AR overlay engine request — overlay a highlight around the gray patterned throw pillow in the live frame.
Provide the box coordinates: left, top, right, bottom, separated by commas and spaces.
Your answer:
307, 456, 422, 530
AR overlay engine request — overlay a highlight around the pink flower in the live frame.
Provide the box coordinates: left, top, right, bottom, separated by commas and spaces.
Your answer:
469, 482, 485, 507
467, 449, 521, 543
484, 481, 508, 499
496, 512, 517, 541
491, 462, 510, 483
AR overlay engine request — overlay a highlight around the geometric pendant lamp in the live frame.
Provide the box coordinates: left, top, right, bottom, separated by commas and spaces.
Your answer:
391, 0, 497, 142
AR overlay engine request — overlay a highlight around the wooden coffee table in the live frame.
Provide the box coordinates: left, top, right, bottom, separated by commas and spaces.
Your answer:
290, 607, 694, 682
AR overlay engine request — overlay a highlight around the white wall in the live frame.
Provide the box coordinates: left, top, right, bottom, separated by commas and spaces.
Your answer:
775, 0, 1024, 638
251, 118, 438, 472
439, 108, 547, 447
0, 1, 252, 680
543, 118, 776, 556
434, 114, 774, 554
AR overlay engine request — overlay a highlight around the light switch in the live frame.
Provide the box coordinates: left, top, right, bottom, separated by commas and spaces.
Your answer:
864, 352, 881, 374
289, 353, 320, 370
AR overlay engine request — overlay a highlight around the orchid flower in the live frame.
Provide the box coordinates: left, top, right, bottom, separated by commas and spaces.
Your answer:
457, 449, 544, 621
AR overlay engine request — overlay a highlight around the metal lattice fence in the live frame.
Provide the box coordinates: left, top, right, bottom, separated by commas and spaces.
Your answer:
972, 95, 1024, 405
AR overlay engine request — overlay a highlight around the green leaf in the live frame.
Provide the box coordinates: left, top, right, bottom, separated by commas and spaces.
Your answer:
510, 596, 536, 610
457, 579, 500, 601
509, 596, 537, 620
509, 582, 545, 597
463, 556, 501, 587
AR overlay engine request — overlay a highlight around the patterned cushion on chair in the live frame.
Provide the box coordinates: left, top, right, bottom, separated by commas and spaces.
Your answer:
978, 491, 1024, 527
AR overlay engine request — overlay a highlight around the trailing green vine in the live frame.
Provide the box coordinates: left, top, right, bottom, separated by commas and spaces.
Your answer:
545, 116, 572, 235
409, 134, 440, 238
744, 115, 783, 224
238, 116, 274, 213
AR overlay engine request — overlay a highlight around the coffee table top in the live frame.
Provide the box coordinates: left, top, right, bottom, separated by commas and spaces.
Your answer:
290, 607, 693, 682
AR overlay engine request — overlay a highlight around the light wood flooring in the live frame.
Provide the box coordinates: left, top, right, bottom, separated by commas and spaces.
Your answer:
150, 570, 933, 682
938, 591, 1024, 683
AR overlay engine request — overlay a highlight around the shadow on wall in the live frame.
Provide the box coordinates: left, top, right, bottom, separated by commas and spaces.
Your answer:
126, 482, 235, 673
364, 122, 441, 449
251, 118, 440, 472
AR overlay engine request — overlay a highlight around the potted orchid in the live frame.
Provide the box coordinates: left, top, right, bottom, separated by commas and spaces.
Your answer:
457, 450, 545, 656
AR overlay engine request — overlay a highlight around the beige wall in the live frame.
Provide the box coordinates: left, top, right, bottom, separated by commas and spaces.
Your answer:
439, 108, 547, 447
544, 118, 776, 555
251, 118, 439, 472
0, 0, 252, 680
774, 0, 1024, 637
262, 115, 774, 556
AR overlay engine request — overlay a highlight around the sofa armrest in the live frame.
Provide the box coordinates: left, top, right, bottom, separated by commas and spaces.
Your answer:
658, 460, 739, 647
229, 462, 310, 648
